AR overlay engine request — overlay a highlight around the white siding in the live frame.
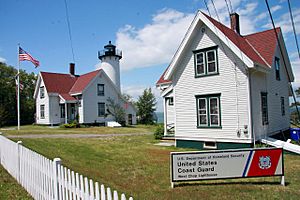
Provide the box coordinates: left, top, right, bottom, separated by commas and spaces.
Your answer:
78, 99, 84, 123
166, 98, 175, 125
123, 102, 137, 125
251, 43, 290, 140
82, 73, 116, 123
49, 96, 60, 124
173, 23, 251, 143
36, 79, 50, 124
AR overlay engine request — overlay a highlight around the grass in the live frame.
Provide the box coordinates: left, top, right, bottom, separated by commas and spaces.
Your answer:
10, 134, 300, 200
1, 124, 156, 136
0, 165, 32, 199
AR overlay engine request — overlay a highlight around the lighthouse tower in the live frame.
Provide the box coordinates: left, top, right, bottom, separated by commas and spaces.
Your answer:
98, 41, 122, 92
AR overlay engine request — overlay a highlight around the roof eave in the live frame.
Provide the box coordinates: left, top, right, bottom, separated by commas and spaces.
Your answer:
164, 11, 255, 80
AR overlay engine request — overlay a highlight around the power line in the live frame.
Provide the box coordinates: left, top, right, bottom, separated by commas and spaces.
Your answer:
64, 0, 75, 63
287, 0, 300, 61
265, 0, 300, 122
228, 0, 234, 13
224, 0, 232, 15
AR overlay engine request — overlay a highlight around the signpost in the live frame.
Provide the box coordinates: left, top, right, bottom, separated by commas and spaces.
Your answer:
170, 148, 284, 188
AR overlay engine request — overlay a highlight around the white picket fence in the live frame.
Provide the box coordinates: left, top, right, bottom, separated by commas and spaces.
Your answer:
0, 134, 133, 200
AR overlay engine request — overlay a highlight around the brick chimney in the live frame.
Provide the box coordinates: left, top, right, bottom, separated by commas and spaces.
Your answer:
69, 63, 75, 75
230, 13, 240, 34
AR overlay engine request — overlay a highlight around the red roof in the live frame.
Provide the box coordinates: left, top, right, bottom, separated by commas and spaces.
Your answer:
69, 70, 100, 94
244, 28, 280, 66
41, 70, 100, 101
60, 93, 76, 101
41, 72, 78, 93
156, 12, 279, 85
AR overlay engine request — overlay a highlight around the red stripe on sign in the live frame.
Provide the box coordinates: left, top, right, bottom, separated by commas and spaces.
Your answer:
247, 149, 282, 177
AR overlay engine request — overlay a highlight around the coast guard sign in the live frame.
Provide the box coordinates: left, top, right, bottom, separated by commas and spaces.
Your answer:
170, 148, 283, 185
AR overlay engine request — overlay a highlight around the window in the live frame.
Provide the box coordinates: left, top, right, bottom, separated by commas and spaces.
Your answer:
168, 97, 174, 106
196, 94, 221, 128
60, 105, 65, 118
98, 103, 105, 116
194, 46, 218, 77
261, 92, 268, 125
40, 86, 45, 99
97, 84, 104, 96
77, 95, 82, 107
40, 105, 45, 119
281, 97, 285, 116
204, 141, 217, 149
275, 57, 280, 80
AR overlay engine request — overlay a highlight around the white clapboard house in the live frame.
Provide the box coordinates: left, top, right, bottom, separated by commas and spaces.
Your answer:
34, 41, 136, 126
156, 11, 294, 149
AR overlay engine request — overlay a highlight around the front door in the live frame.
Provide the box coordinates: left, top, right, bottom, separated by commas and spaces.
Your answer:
128, 114, 133, 125
70, 104, 75, 121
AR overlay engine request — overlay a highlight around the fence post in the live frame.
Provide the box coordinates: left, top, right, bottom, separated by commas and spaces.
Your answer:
17, 141, 22, 183
53, 158, 62, 200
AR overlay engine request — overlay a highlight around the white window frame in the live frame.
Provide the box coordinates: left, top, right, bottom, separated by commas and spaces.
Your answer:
40, 105, 45, 119
198, 98, 208, 126
195, 52, 206, 76
98, 102, 105, 117
206, 50, 217, 74
40, 86, 45, 99
97, 84, 105, 96
209, 97, 220, 127
196, 94, 221, 128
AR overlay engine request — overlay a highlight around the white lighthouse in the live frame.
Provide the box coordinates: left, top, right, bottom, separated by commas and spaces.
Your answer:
97, 41, 122, 92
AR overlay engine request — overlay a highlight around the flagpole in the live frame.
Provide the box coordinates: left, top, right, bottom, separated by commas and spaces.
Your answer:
17, 44, 20, 130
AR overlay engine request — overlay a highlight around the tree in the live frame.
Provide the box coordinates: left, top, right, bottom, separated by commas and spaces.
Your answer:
106, 97, 126, 126
136, 88, 156, 124
0, 62, 37, 127
121, 93, 134, 103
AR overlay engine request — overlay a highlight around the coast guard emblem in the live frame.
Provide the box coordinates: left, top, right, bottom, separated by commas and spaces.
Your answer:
258, 156, 271, 169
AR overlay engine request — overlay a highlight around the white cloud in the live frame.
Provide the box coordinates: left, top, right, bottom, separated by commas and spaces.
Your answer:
263, 9, 300, 36
116, 9, 194, 71
0, 56, 6, 63
122, 85, 163, 112
271, 5, 282, 13
291, 59, 300, 86
205, 0, 259, 35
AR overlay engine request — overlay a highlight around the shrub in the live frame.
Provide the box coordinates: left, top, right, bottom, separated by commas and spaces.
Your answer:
154, 124, 164, 140
61, 123, 78, 128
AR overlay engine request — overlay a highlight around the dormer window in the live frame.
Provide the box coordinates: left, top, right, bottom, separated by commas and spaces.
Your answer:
40, 86, 45, 99
97, 84, 104, 96
194, 46, 218, 77
275, 57, 280, 81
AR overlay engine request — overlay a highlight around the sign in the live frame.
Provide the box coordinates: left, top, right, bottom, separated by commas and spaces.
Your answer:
170, 148, 283, 183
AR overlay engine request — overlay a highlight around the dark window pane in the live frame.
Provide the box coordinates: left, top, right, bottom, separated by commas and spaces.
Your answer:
210, 98, 218, 114
197, 64, 205, 74
200, 115, 207, 125
208, 62, 216, 73
197, 53, 204, 63
207, 51, 215, 61
210, 115, 219, 125
199, 99, 206, 109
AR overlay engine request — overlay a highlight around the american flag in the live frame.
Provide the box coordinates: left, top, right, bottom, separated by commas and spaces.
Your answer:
19, 47, 40, 67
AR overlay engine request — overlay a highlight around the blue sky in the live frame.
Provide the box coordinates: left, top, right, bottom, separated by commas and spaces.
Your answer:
1, 0, 300, 111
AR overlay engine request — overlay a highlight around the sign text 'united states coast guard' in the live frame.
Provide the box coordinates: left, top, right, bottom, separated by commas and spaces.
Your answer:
171, 148, 283, 183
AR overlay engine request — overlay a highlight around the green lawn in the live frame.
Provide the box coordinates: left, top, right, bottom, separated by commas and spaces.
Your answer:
1, 124, 156, 136
9, 134, 300, 200
0, 165, 32, 199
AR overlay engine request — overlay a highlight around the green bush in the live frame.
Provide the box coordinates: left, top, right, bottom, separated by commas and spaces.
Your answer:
61, 123, 78, 128
154, 124, 164, 140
